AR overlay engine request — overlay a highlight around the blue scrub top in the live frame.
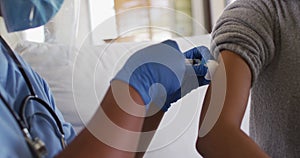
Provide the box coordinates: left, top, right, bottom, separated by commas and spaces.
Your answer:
0, 40, 76, 158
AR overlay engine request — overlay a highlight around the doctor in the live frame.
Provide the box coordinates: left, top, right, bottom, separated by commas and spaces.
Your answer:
0, 0, 212, 157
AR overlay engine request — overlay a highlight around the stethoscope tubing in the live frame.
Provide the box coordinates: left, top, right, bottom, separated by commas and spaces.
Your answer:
0, 36, 67, 155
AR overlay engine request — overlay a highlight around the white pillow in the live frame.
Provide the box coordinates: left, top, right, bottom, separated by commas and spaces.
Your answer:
15, 40, 156, 132
16, 41, 84, 132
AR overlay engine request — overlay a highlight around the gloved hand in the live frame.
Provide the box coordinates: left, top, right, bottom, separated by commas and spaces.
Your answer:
112, 40, 213, 112
184, 46, 217, 86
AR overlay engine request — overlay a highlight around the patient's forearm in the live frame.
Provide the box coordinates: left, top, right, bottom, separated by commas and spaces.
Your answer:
57, 80, 161, 158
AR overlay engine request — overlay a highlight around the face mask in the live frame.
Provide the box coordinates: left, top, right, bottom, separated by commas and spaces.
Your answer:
0, 0, 64, 32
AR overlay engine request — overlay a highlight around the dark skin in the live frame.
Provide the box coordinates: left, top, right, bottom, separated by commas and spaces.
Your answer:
196, 51, 269, 157
56, 80, 164, 158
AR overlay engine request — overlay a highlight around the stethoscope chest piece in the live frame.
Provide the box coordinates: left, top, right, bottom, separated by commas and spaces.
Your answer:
25, 136, 47, 158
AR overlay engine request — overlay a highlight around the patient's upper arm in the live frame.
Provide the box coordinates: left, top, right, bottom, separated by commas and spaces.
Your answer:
199, 50, 252, 136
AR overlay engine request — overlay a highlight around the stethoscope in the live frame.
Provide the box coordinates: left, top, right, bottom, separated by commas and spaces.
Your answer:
0, 36, 66, 158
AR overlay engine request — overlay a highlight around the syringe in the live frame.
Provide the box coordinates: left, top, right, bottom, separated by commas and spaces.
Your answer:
185, 59, 201, 65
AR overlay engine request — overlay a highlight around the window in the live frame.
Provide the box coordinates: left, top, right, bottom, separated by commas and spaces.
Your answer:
89, 0, 198, 43
113, 0, 194, 42
23, 26, 45, 43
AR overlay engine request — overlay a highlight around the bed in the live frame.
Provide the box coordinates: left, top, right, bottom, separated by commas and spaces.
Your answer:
16, 34, 250, 158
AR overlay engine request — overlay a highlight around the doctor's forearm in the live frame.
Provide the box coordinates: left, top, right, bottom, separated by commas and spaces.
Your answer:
57, 80, 154, 158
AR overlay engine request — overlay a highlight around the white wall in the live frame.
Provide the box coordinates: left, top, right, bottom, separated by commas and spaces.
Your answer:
191, 0, 228, 33
209, 0, 226, 28
191, 0, 211, 34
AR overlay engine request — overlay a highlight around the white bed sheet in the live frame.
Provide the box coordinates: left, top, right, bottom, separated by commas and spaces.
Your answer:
16, 34, 250, 158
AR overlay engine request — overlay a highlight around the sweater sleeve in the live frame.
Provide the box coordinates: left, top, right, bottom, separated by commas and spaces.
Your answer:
211, 0, 279, 84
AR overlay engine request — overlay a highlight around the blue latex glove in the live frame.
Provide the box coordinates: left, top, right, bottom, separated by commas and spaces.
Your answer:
183, 46, 214, 86
112, 40, 211, 112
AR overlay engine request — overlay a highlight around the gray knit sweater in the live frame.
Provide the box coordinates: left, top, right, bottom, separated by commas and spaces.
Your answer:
210, 0, 300, 157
